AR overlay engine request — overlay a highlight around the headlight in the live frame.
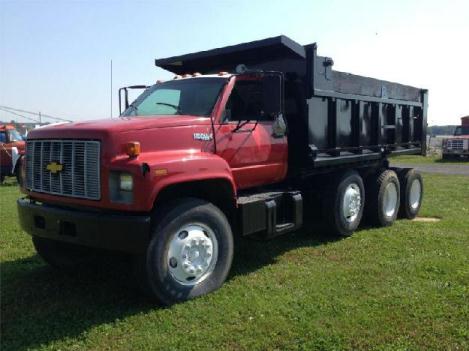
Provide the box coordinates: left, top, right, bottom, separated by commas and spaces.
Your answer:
109, 172, 133, 203
119, 173, 133, 191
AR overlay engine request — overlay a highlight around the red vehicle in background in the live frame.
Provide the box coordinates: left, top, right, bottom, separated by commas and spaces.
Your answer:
0, 124, 25, 183
442, 116, 469, 160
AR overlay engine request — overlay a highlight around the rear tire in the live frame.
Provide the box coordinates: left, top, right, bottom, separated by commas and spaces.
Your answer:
134, 198, 234, 306
322, 171, 365, 237
33, 236, 98, 270
365, 169, 400, 227
396, 168, 423, 219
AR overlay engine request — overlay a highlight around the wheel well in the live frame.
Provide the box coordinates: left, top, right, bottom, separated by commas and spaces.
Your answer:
154, 179, 236, 220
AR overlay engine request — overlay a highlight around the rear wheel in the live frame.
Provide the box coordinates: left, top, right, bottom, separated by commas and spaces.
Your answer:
366, 169, 400, 227
397, 168, 423, 219
322, 171, 365, 237
134, 198, 234, 305
33, 236, 98, 270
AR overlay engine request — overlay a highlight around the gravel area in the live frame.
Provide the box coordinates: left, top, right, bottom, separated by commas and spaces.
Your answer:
391, 163, 469, 176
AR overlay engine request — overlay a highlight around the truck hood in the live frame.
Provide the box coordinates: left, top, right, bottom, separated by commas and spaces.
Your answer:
25, 115, 216, 159
27, 115, 211, 140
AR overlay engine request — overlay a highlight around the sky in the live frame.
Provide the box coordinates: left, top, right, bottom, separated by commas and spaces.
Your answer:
0, 0, 468, 125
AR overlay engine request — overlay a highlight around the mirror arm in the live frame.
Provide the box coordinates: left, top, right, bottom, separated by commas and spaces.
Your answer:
232, 119, 251, 133
124, 89, 129, 109
250, 120, 259, 132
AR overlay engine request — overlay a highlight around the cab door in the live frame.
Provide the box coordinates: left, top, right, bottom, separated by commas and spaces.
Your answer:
215, 73, 288, 189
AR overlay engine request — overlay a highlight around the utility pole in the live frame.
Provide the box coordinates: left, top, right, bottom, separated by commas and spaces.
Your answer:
110, 59, 113, 119
39, 111, 42, 124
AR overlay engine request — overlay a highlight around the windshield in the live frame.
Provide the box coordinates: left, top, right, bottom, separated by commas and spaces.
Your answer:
8, 129, 23, 141
454, 126, 469, 136
122, 78, 227, 117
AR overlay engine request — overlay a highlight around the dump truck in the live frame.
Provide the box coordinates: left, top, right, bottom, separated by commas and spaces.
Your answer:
442, 116, 469, 159
17, 36, 427, 305
0, 124, 25, 183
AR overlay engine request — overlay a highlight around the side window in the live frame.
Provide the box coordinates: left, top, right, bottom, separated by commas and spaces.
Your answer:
225, 80, 268, 122
225, 76, 282, 122
0, 132, 6, 143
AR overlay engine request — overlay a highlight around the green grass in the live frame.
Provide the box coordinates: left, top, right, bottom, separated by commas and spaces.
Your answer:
1, 174, 469, 350
390, 154, 469, 165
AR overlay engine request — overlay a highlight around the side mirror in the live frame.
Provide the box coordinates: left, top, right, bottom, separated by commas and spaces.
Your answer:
272, 114, 287, 138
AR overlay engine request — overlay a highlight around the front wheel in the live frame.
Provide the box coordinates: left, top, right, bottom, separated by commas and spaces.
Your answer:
134, 198, 234, 305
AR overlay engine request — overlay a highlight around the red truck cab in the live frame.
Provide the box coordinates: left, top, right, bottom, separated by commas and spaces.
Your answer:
0, 124, 25, 183
20, 73, 286, 212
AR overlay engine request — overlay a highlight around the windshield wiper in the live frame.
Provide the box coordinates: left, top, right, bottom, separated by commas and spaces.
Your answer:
156, 102, 182, 114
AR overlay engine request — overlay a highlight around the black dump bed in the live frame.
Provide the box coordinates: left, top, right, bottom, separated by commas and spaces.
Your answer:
155, 36, 427, 172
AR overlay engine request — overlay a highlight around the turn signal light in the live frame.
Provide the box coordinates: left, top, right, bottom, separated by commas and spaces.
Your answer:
125, 142, 141, 158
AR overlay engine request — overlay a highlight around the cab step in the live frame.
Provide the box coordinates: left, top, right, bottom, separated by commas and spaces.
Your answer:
237, 190, 303, 238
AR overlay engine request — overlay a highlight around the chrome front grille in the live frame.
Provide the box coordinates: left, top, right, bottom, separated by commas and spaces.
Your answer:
25, 140, 101, 200
447, 139, 464, 150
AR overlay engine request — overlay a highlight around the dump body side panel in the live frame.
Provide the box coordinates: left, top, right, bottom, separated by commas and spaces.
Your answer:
303, 44, 427, 168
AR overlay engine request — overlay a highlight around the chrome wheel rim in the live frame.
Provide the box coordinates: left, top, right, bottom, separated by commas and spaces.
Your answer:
383, 182, 398, 217
409, 179, 422, 210
167, 224, 218, 286
343, 183, 361, 223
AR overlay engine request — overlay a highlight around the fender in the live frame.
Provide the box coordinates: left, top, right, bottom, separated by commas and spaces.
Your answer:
132, 150, 237, 211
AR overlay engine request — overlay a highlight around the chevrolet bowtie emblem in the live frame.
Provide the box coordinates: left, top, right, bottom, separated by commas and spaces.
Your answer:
46, 161, 63, 174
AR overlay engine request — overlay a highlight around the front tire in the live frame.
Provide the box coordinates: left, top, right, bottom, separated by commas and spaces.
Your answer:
135, 198, 234, 305
322, 171, 365, 237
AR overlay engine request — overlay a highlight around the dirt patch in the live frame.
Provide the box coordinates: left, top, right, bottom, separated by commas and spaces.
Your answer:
412, 216, 441, 222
